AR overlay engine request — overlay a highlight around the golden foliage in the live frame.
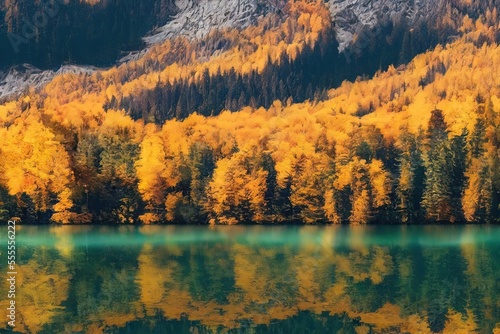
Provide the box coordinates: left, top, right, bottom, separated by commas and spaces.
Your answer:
1, 1, 500, 225
0, 113, 74, 215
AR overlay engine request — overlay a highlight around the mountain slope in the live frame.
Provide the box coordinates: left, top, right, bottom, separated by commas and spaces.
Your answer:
0, 64, 97, 101
1, 0, 488, 102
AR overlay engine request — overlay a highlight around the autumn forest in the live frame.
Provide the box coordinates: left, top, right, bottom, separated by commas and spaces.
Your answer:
1, 0, 500, 225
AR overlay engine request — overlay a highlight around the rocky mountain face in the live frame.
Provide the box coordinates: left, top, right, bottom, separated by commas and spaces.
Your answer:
328, 0, 440, 51
0, 0, 447, 68
0, 64, 96, 101
143, 0, 283, 43
136, 0, 444, 52
0, 65, 55, 100
0, 0, 490, 99
0, 0, 175, 98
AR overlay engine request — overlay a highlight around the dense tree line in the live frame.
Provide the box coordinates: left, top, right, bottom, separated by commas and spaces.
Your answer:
115, 29, 340, 122
113, 16, 469, 123
1, 102, 499, 224
0, 0, 175, 69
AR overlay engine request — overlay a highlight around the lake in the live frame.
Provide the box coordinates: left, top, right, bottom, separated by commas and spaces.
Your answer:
1, 225, 499, 333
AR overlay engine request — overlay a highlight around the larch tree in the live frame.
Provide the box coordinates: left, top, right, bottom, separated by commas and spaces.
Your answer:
2, 115, 74, 223
462, 113, 494, 222
206, 147, 267, 224
289, 149, 331, 224
135, 127, 167, 224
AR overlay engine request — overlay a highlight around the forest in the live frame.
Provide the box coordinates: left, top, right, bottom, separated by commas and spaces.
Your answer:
0, 0, 175, 69
0, 0, 499, 224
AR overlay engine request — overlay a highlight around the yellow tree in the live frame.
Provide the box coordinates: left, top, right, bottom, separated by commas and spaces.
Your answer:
462, 117, 493, 222
331, 156, 391, 224
2, 115, 74, 222
331, 158, 369, 224
369, 159, 391, 212
289, 147, 332, 224
135, 126, 166, 224
349, 158, 372, 224
206, 146, 267, 224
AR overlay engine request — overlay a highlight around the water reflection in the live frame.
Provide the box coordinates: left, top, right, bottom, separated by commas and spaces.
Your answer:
0, 225, 499, 333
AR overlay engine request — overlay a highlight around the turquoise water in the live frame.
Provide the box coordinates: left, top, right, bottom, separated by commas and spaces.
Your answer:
0, 225, 499, 333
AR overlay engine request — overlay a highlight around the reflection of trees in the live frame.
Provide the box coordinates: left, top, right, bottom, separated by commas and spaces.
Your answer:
460, 229, 500, 334
44, 233, 143, 334
422, 247, 468, 332
1, 227, 499, 333
133, 229, 499, 333
9, 248, 71, 333
134, 238, 409, 331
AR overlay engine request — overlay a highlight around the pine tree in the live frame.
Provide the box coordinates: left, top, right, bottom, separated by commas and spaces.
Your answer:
396, 128, 425, 223
422, 110, 453, 222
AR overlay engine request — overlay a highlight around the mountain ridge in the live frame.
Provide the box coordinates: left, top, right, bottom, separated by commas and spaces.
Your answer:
0, 0, 457, 99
